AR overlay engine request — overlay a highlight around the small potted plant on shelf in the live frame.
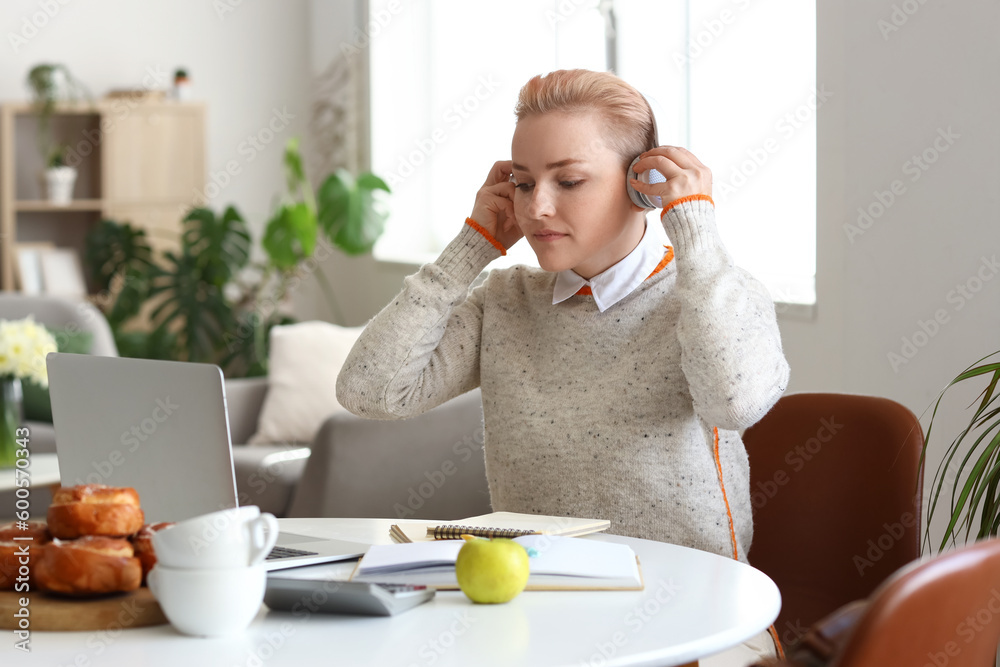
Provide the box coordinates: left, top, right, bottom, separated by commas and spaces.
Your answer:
43, 143, 77, 205
26, 63, 89, 204
173, 68, 192, 101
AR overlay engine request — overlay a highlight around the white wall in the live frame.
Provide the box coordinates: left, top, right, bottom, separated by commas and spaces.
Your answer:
805, 0, 1000, 545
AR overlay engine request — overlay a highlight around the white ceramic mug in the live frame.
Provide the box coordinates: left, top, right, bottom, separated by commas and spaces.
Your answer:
151, 506, 278, 569
148, 563, 266, 637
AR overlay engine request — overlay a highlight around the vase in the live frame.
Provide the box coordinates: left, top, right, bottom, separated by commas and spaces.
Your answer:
0, 377, 24, 468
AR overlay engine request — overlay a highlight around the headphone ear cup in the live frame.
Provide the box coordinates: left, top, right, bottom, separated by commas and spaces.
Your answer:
626, 156, 663, 209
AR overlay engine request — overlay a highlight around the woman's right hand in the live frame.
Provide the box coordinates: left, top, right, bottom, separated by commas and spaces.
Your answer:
469, 160, 523, 250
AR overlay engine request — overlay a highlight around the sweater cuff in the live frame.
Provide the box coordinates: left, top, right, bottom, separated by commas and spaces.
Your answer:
659, 196, 724, 257
435, 221, 503, 283
464, 217, 506, 255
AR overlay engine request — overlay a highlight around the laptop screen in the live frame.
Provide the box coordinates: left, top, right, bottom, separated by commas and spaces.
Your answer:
46, 353, 239, 523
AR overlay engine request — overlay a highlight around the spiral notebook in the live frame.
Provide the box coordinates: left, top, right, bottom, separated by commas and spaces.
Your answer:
390, 511, 611, 544
352, 534, 643, 591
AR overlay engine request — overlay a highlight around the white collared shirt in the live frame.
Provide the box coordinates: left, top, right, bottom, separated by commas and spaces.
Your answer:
552, 224, 669, 312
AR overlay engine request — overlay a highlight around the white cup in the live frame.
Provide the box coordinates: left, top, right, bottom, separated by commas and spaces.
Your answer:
148, 563, 266, 637
151, 506, 278, 569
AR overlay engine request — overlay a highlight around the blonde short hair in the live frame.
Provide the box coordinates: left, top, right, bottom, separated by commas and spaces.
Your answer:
514, 69, 657, 168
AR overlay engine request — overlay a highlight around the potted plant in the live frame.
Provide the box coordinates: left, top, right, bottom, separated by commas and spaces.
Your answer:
43, 143, 77, 205
26, 63, 89, 203
173, 68, 191, 101
255, 137, 390, 324
83, 137, 390, 377
921, 350, 1000, 552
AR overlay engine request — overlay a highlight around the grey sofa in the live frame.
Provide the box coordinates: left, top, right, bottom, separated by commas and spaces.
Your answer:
227, 378, 491, 519
1, 294, 492, 521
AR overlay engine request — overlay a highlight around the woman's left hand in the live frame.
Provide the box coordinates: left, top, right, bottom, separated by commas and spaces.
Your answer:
629, 146, 712, 206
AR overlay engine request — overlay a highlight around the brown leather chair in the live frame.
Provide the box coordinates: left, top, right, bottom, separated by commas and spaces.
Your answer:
743, 393, 924, 648
752, 537, 1000, 667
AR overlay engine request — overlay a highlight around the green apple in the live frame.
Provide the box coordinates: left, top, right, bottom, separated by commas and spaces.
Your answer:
454, 538, 530, 604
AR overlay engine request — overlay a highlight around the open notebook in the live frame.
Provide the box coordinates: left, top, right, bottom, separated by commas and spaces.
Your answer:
352, 535, 643, 591
390, 511, 612, 543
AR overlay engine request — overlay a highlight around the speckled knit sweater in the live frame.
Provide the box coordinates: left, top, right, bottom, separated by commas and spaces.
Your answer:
336, 198, 790, 563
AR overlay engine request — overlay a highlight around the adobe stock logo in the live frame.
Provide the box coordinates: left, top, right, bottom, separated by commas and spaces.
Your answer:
852, 510, 919, 576
750, 416, 844, 509
843, 126, 960, 244
887, 255, 1000, 373
877, 0, 932, 41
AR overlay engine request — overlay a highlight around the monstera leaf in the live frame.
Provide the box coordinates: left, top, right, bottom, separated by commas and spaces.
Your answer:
84, 219, 155, 289
83, 219, 158, 327
148, 250, 237, 364
317, 169, 390, 256
182, 206, 251, 287
262, 202, 317, 271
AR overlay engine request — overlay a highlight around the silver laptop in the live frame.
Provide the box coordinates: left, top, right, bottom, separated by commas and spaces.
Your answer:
46, 353, 368, 571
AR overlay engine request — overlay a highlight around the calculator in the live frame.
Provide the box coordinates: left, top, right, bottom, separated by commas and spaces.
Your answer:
263, 579, 435, 616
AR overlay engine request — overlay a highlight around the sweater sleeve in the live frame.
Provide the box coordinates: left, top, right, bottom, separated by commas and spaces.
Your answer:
661, 198, 790, 431
335, 223, 501, 419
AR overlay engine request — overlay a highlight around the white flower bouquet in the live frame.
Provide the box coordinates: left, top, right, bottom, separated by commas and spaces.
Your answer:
0, 317, 58, 387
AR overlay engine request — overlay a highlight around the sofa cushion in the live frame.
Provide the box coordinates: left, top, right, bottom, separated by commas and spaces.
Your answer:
248, 321, 363, 445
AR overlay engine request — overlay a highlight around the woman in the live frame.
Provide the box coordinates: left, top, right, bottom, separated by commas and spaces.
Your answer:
337, 69, 790, 664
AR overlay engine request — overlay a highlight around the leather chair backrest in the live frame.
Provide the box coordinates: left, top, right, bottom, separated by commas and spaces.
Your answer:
743, 392, 924, 646
751, 540, 1000, 667
833, 537, 1000, 667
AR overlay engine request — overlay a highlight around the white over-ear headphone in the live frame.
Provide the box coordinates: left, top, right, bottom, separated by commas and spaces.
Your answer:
625, 92, 666, 210
626, 155, 666, 209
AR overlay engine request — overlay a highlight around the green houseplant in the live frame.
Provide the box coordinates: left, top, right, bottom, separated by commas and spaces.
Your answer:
26, 64, 89, 167
26, 64, 89, 204
255, 137, 390, 323
85, 138, 390, 377
921, 350, 1000, 551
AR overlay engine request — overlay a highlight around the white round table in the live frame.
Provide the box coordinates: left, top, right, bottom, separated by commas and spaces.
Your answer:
11, 518, 780, 667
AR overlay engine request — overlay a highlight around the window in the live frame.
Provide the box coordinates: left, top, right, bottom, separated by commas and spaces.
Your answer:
368, 0, 816, 306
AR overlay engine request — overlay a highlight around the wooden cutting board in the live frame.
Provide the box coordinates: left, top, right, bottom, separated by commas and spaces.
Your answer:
0, 588, 168, 631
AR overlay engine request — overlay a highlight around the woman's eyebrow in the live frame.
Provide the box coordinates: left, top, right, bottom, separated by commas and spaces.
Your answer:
511, 158, 586, 172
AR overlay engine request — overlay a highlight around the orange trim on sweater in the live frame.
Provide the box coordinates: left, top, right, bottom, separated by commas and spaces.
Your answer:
647, 246, 674, 279
660, 194, 714, 218
574, 246, 675, 297
713, 427, 783, 657
712, 426, 739, 561
768, 624, 786, 660
465, 217, 506, 256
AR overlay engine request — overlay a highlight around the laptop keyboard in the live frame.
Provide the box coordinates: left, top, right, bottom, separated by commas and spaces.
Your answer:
267, 546, 320, 560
